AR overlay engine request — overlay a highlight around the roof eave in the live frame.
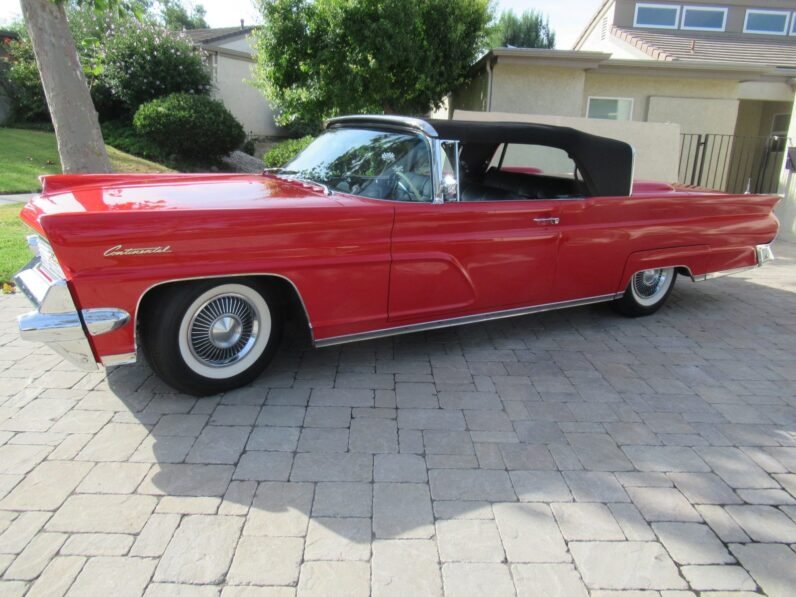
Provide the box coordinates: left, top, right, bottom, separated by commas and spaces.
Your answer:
596, 58, 773, 80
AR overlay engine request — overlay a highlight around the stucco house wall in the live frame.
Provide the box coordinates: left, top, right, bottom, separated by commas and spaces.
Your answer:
490, 65, 586, 116
189, 28, 285, 138
582, 74, 739, 134
212, 52, 282, 137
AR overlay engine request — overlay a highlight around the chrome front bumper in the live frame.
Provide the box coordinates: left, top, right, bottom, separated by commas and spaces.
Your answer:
14, 258, 130, 371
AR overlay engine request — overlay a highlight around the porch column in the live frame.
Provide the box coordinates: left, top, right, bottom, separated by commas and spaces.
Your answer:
776, 96, 796, 241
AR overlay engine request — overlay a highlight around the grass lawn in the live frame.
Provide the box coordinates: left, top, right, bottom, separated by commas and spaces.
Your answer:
0, 128, 174, 193
0, 203, 29, 284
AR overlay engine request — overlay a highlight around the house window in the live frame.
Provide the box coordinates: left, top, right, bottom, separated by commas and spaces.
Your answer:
791, 13, 796, 35
634, 3, 680, 29
744, 10, 789, 35
587, 97, 634, 121
772, 113, 790, 136
681, 6, 727, 31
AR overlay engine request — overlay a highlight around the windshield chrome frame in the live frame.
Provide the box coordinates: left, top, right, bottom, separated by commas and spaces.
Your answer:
325, 115, 461, 205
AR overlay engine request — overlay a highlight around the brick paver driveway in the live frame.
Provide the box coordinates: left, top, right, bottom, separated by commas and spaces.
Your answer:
1, 241, 795, 596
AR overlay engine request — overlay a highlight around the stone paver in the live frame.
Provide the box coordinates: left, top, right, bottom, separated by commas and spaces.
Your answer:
442, 563, 515, 597
570, 541, 687, 590
730, 543, 796, 597
652, 522, 735, 564
372, 539, 441, 597
154, 515, 243, 584
0, 239, 795, 595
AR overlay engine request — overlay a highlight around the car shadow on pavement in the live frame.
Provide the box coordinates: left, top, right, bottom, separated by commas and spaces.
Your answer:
94, 262, 796, 593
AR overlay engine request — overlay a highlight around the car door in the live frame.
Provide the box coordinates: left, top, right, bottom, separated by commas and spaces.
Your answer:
388, 199, 561, 322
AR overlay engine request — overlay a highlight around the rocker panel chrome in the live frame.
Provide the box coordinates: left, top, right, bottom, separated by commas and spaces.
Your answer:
315, 293, 617, 348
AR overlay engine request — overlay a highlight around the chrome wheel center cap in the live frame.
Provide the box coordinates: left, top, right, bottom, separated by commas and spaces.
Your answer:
642, 270, 658, 285
209, 316, 242, 349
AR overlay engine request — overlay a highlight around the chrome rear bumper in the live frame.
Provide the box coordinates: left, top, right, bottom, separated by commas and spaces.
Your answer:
692, 243, 775, 282
14, 258, 130, 371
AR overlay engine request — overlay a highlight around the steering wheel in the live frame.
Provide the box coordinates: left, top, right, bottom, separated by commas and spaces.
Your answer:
393, 171, 423, 202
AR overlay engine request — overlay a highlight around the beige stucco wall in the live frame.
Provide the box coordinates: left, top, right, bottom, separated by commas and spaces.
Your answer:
734, 100, 764, 137
583, 73, 739, 132
490, 64, 585, 117
453, 70, 488, 113
213, 54, 284, 137
454, 109, 681, 184
648, 96, 739, 135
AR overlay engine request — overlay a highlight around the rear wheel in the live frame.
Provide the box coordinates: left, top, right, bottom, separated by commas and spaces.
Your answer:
141, 280, 282, 396
612, 267, 676, 317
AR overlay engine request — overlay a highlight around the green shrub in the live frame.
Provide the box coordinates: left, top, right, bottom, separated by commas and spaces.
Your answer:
241, 138, 256, 156
100, 20, 211, 111
4, 37, 49, 122
133, 93, 245, 161
263, 136, 314, 168
101, 120, 169, 163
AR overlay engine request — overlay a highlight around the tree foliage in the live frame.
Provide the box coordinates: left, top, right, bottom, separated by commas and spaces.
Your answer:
160, 0, 209, 30
102, 19, 211, 110
4, 8, 211, 121
490, 9, 555, 49
252, 0, 492, 132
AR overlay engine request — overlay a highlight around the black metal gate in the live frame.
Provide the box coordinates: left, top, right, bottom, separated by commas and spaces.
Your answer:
679, 133, 788, 194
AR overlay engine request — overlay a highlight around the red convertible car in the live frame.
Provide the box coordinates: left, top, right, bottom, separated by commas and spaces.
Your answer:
15, 116, 779, 395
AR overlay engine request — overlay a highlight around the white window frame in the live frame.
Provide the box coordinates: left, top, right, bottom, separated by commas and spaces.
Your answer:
680, 5, 727, 32
743, 9, 789, 35
791, 12, 796, 36
633, 3, 681, 29
586, 96, 635, 121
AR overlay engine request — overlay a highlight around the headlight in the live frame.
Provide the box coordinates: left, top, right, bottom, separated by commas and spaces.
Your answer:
26, 235, 39, 256
37, 237, 65, 280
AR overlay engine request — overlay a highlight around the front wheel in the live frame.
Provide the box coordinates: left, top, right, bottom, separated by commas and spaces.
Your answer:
612, 268, 677, 317
141, 280, 282, 396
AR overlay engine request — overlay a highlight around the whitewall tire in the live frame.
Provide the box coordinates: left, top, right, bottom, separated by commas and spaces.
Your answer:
141, 280, 282, 396
613, 267, 677, 317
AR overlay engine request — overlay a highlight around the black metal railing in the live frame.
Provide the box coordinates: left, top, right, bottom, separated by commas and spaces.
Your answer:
679, 133, 788, 194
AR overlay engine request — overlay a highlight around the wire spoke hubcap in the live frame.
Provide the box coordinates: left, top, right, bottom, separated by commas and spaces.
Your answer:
630, 268, 674, 306
188, 294, 259, 367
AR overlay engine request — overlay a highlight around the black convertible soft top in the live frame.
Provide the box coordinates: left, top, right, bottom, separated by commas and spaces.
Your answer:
328, 115, 635, 198
426, 119, 634, 198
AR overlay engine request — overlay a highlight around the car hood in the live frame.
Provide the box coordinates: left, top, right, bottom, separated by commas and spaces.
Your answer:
22, 172, 330, 225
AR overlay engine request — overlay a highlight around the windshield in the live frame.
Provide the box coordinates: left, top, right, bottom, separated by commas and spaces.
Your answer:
282, 127, 433, 202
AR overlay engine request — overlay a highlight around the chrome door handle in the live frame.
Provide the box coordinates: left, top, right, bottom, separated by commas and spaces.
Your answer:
533, 217, 560, 225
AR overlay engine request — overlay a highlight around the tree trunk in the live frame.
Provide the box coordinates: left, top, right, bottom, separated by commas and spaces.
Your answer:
21, 0, 112, 173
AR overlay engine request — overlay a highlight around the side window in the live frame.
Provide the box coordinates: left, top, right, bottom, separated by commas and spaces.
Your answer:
490, 144, 577, 178
469, 143, 584, 201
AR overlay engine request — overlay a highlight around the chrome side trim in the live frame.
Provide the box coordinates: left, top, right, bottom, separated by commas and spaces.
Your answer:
692, 243, 774, 282
315, 293, 617, 348
82, 308, 131, 336
101, 352, 138, 367
692, 266, 756, 281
